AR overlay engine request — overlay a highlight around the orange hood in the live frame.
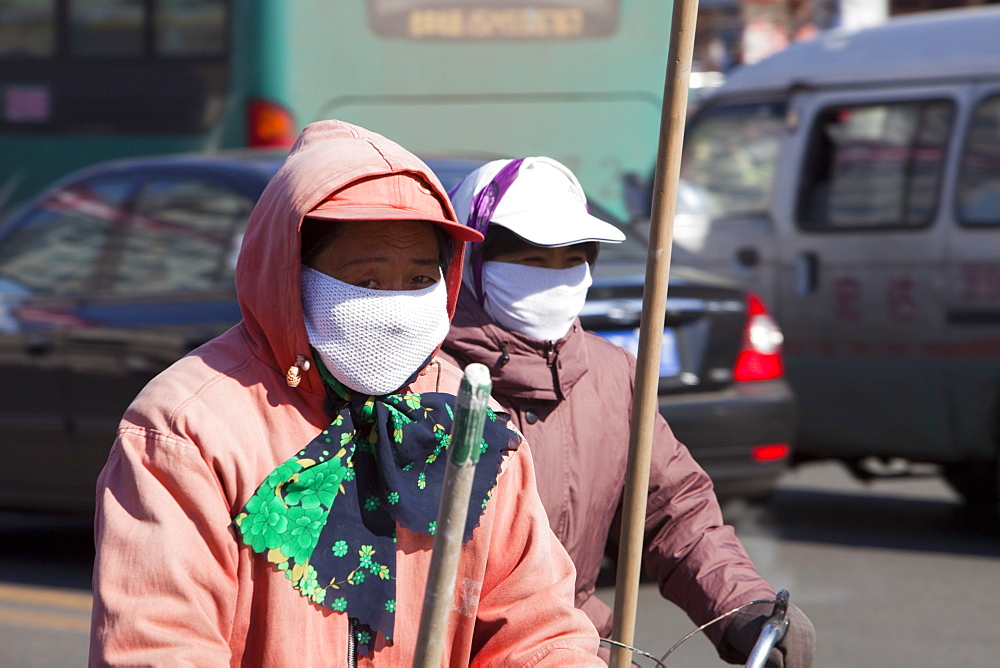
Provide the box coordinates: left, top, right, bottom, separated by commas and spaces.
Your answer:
234, 120, 468, 397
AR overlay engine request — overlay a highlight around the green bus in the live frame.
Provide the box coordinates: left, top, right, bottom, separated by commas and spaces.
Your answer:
0, 0, 672, 218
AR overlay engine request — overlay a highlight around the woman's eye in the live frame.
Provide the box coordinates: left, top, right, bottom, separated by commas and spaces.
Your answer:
356, 279, 378, 289
412, 275, 437, 286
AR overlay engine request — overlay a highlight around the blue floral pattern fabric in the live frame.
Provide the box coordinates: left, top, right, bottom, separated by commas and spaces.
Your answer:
234, 358, 518, 656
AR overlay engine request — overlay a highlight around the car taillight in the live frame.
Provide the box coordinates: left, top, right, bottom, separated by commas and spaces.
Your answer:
751, 443, 791, 462
247, 99, 296, 148
733, 293, 784, 382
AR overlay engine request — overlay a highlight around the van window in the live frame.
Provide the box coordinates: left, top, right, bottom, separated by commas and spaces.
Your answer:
956, 94, 1000, 226
797, 100, 953, 230
681, 102, 785, 220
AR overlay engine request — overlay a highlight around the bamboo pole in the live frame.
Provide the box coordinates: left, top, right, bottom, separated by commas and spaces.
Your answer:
413, 363, 493, 668
609, 1, 700, 665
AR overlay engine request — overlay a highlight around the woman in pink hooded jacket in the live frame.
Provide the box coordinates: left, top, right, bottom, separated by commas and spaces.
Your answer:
440, 157, 816, 666
89, 122, 603, 666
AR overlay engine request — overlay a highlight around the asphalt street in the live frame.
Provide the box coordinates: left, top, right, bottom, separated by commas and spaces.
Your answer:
596, 462, 1000, 666
1, 461, 998, 667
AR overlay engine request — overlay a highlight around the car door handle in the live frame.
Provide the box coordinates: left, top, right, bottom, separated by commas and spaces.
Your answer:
24, 335, 54, 356
796, 252, 819, 295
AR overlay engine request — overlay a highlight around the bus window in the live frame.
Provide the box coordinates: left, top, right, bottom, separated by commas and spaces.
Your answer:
797, 100, 953, 230
70, 0, 145, 58
155, 0, 227, 56
1, 0, 230, 140
957, 95, 1000, 226
1, 0, 670, 222
0, 0, 55, 57
681, 102, 786, 220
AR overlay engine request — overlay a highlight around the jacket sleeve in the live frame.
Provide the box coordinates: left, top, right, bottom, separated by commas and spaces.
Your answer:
470, 441, 604, 667
614, 349, 776, 648
90, 426, 239, 667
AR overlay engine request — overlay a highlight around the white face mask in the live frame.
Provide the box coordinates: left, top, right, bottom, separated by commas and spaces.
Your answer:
482, 261, 592, 342
301, 267, 450, 395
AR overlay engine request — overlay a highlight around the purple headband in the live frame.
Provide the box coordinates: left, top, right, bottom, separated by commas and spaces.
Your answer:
452, 158, 524, 306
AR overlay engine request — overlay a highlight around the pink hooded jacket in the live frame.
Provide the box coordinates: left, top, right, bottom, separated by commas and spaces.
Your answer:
89, 120, 602, 666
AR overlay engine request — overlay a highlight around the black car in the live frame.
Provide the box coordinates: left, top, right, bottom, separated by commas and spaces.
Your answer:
0, 152, 794, 514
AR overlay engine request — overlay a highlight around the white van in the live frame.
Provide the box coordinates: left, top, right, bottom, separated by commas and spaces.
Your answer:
674, 6, 1000, 504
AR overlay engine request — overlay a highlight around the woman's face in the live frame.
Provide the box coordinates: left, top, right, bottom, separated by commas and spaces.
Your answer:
308, 220, 442, 291
489, 243, 590, 270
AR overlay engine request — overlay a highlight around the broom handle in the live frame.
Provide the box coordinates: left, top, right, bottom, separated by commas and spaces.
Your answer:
413, 363, 492, 668
609, 0, 700, 665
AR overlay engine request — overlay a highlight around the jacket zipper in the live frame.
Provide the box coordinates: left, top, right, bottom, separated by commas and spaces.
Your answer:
348, 618, 357, 668
497, 340, 511, 369
543, 341, 557, 366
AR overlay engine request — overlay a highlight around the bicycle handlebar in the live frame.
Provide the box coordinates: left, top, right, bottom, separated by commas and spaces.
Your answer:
609, 587, 794, 666
744, 589, 790, 668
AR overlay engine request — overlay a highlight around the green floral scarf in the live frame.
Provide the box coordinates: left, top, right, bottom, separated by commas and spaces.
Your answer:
234, 358, 518, 656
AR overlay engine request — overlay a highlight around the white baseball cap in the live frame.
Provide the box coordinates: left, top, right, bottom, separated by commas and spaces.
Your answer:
449, 157, 626, 247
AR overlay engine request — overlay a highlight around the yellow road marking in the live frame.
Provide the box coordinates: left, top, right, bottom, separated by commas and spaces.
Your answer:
0, 583, 92, 611
0, 604, 90, 633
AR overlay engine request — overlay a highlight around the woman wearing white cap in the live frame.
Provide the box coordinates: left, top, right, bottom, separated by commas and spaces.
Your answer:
442, 157, 815, 667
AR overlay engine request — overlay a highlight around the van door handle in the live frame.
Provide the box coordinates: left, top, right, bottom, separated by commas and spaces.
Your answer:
735, 246, 759, 268
796, 252, 819, 295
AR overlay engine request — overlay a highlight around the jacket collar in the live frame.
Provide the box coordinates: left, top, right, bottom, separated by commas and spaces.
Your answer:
445, 288, 589, 402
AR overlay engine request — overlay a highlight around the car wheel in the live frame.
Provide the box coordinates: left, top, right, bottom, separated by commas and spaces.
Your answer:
942, 457, 1000, 508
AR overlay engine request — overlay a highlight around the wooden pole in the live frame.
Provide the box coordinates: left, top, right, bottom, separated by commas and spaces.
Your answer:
609, 1, 700, 665
413, 363, 492, 668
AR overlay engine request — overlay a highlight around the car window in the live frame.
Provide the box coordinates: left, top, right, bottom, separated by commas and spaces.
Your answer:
421, 158, 484, 194
109, 177, 253, 295
956, 94, 1000, 226
797, 100, 954, 230
579, 199, 645, 263
0, 176, 134, 297
597, 230, 647, 263
681, 101, 785, 220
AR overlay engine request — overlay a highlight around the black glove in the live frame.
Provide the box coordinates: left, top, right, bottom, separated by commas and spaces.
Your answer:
717, 601, 815, 667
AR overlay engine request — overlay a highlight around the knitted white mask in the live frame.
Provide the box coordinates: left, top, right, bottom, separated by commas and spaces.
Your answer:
482, 261, 592, 342
301, 266, 450, 395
